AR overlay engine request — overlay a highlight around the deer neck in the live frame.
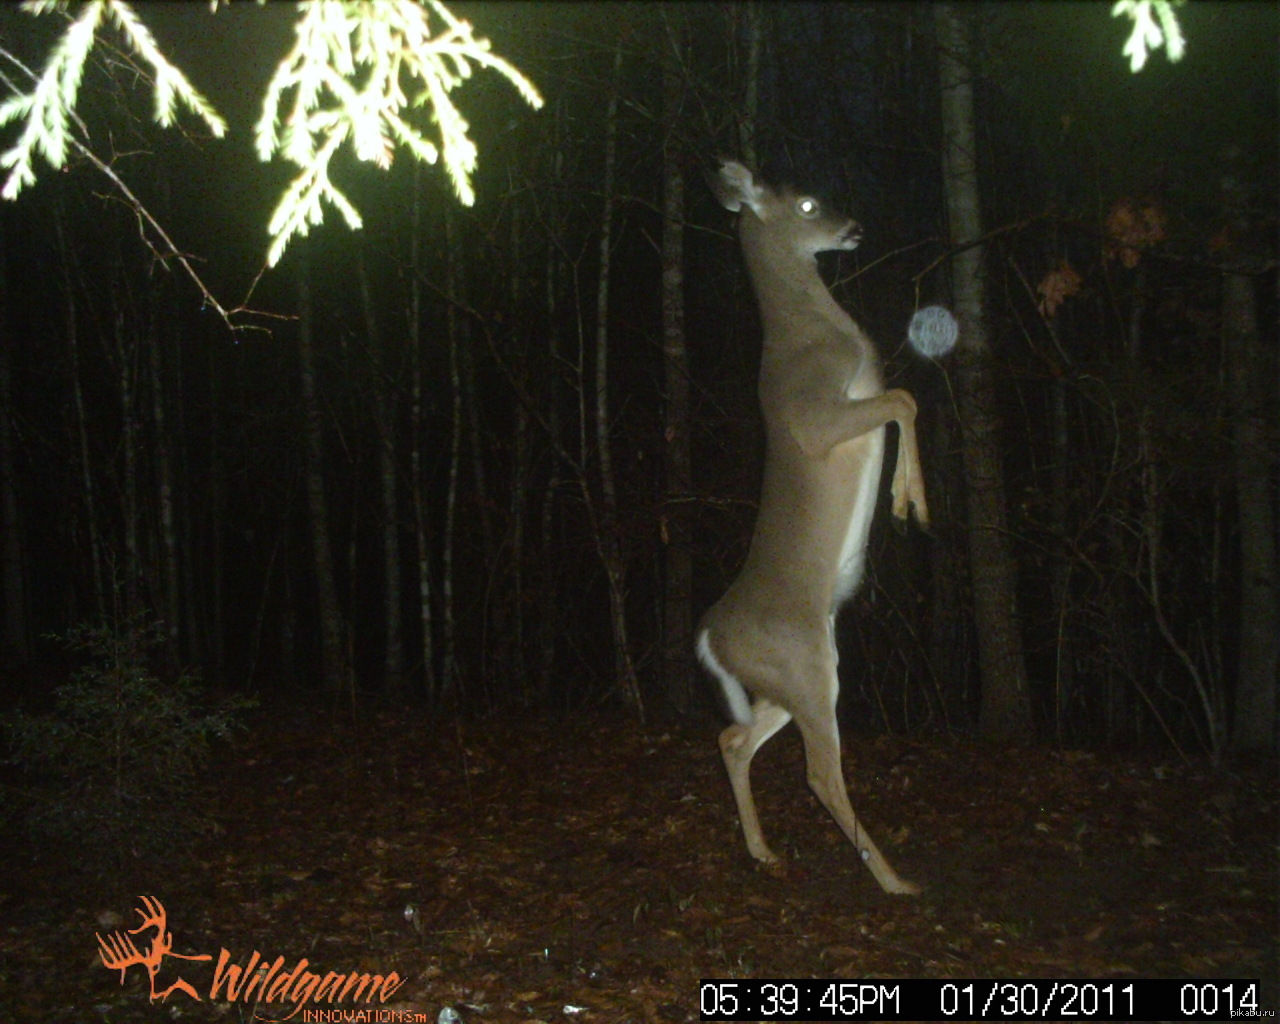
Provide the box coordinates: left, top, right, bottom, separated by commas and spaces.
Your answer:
742, 243, 852, 348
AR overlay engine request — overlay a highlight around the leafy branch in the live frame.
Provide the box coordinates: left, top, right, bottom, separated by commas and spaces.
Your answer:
1111, 0, 1186, 73
0, 0, 543, 326
257, 0, 542, 266
0, 0, 226, 200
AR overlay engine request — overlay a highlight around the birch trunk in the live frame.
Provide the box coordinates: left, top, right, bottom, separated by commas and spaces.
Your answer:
661, 14, 693, 712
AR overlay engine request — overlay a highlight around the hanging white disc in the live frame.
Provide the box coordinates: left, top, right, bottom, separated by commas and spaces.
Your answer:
908, 305, 959, 358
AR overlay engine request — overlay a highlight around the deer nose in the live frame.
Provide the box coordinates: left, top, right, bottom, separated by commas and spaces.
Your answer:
841, 220, 863, 248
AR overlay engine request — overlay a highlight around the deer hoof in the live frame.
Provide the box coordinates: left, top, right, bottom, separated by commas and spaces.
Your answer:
754, 855, 788, 879
762, 860, 789, 879
885, 876, 922, 896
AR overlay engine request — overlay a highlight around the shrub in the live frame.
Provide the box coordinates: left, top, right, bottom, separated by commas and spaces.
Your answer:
2, 615, 252, 871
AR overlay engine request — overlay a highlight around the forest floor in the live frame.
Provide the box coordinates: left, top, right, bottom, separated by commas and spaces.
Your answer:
1, 708, 1276, 1023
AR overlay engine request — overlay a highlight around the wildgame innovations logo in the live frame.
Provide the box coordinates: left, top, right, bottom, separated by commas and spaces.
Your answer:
96, 896, 408, 1021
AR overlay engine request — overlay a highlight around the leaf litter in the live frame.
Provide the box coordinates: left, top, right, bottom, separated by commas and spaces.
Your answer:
1, 709, 1274, 1022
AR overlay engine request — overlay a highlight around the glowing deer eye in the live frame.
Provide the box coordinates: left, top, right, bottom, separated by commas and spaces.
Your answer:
797, 198, 819, 218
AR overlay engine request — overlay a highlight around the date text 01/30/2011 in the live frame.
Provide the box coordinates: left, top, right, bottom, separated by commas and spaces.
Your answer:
699, 978, 1265, 1022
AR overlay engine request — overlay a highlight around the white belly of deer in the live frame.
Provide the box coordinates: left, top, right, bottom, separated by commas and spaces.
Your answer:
831, 425, 885, 611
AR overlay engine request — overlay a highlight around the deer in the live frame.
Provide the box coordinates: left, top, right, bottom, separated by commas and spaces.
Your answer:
696, 160, 929, 896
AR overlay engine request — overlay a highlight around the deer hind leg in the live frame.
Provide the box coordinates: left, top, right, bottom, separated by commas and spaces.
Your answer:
719, 697, 792, 864
793, 691, 921, 896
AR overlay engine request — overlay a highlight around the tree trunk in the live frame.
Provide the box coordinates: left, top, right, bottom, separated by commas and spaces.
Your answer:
661, 13, 693, 713
358, 246, 404, 697
297, 244, 347, 695
442, 205, 463, 704
205, 340, 227, 676
926, 408, 965, 729
741, 2, 763, 167
538, 122, 566, 704
147, 296, 182, 663
171, 319, 203, 671
113, 307, 141, 618
409, 164, 437, 702
936, 3, 1032, 742
54, 210, 105, 619
592, 40, 643, 720
508, 202, 529, 699
0, 217, 27, 665
1049, 375, 1076, 743
1225, 270, 1277, 752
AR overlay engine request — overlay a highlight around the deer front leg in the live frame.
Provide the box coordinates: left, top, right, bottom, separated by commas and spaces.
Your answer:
883, 388, 929, 529
786, 387, 928, 529
719, 699, 792, 864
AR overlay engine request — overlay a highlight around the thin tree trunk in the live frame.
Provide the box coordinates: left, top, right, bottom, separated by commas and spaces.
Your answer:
661, 14, 693, 713
442, 205, 463, 704
410, 164, 437, 702
113, 308, 141, 618
1049, 375, 1076, 743
54, 211, 105, 619
346, 486, 359, 701
297, 244, 347, 695
171, 311, 203, 670
593, 41, 643, 720
148, 170, 184, 666
0, 348, 24, 662
147, 296, 181, 661
741, 2, 763, 167
461, 322, 492, 569
1225, 270, 1277, 751
936, 3, 1032, 742
460, 299, 495, 697
280, 530, 297, 690
206, 340, 227, 675
926, 408, 964, 727
358, 246, 404, 696
0, 218, 27, 664
539, 126, 566, 703
508, 202, 529, 699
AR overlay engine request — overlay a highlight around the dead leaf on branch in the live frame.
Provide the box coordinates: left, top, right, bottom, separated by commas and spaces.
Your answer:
1106, 198, 1167, 268
1036, 260, 1083, 318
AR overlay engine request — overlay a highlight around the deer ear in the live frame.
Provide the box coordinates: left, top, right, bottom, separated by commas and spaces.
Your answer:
709, 159, 763, 215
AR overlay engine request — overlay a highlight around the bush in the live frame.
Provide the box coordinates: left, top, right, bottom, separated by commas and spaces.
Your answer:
2, 616, 253, 870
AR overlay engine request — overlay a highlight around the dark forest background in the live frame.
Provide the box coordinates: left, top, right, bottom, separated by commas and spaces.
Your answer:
0, 1, 1275, 764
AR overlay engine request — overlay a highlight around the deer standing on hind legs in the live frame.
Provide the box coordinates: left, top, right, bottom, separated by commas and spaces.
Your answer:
696, 160, 929, 896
